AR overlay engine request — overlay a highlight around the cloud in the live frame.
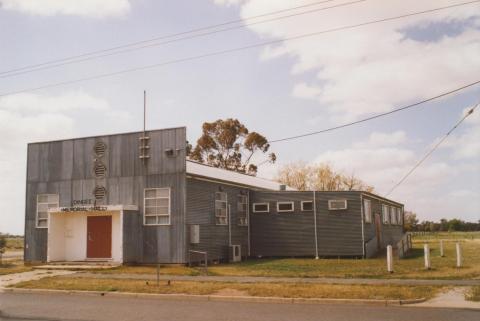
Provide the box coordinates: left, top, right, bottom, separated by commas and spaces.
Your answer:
1, 0, 131, 18
214, 0, 480, 122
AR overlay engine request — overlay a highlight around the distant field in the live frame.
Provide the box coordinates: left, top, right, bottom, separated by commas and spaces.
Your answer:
411, 231, 480, 240
5, 237, 24, 250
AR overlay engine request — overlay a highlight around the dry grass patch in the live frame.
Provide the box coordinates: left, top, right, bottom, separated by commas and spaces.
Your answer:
12, 276, 441, 300
0, 261, 32, 275
465, 286, 480, 302
94, 265, 201, 276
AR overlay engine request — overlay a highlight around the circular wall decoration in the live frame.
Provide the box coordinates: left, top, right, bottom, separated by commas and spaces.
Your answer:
93, 186, 107, 200
94, 161, 107, 178
94, 141, 107, 157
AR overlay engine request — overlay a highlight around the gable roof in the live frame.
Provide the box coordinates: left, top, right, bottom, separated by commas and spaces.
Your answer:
186, 160, 295, 191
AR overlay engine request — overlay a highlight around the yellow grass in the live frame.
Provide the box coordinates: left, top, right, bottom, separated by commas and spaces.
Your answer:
12, 276, 441, 300
466, 286, 480, 302
0, 261, 32, 275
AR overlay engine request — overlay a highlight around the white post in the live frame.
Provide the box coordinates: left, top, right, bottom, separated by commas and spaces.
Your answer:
424, 243, 431, 270
456, 242, 462, 268
440, 240, 444, 257
387, 245, 393, 273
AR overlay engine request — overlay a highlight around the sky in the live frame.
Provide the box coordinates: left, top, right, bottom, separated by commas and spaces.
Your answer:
0, 0, 479, 234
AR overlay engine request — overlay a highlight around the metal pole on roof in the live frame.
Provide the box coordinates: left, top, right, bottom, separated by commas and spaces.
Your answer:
143, 90, 146, 134
313, 190, 319, 259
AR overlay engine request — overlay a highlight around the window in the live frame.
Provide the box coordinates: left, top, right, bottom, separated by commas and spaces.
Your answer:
215, 192, 228, 225
363, 199, 372, 223
382, 204, 390, 224
36, 194, 59, 228
253, 203, 269, 213
277, 201, 294, 212
237, 194, 248, 226
390, 206, 397, 225
328, 199, 347, 210
397, 208, 403, 226
144, 188, 171, 225
301, 201, 313, 211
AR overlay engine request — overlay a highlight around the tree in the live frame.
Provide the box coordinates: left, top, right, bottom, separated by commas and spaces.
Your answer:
403, 211, 418, 231
276, 161, 374, 192
188, 119, 276, 175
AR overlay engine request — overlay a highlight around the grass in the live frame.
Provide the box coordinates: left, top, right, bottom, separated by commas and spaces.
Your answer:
12, 276, 441, 300
410, 232, 480, 240
0, 261, 32, 275
94, 238, 480, 280
5, 237, 24, 250
465, 286, 480, 302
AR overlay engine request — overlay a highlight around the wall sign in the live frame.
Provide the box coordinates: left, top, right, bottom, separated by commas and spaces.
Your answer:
60, 199, 108, 212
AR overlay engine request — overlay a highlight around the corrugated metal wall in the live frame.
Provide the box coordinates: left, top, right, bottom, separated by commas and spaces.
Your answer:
24, 127, 187, 264
185, 178, 249, 262
250, 191, 365, 257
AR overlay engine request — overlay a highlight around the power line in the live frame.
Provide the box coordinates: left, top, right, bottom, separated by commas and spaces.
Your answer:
0, 0, 366, 79
269, 80, 480, 143
385, 101, 479, 197
0, 0, 349, 77
0, 0, 478, 98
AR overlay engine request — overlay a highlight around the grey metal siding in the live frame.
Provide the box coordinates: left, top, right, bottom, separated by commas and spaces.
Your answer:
186, 178, 249, 262
250, 191, 364, 257
24, 127, 187, 264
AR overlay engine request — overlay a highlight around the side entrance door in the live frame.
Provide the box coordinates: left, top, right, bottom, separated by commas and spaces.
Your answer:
374, 213, 382, 250
87, 216, 112, 259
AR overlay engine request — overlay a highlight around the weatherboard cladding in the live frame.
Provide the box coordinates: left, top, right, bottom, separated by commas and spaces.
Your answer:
24, 127, 187, 263
186, 177, 249, 262
250, 191, 364, 257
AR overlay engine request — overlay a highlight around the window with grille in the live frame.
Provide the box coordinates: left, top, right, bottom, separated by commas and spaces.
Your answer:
215, 192, 228, 225
252, 203, 269, 213
382, 204, 390, 224
328, 199, 347, 210
363, 199, 372, 223
237, 194, 248, 226
301, 201, 313, 211
36, 194, 59, 228
277, 201, 294, 212
144, 188, 171, 225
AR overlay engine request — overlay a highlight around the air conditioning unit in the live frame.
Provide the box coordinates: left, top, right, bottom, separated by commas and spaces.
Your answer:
229, 245, 241, 263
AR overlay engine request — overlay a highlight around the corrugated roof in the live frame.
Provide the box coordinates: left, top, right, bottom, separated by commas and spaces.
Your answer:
186, 160, 295, 191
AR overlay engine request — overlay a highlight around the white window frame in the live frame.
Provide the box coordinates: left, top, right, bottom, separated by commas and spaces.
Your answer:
397, 208, 403, 226
363, 199, 372, 223
390, 206, 397, 225
301, 201, 314, 212
277, 201, 294, 213
328, 199, 348, 210
215, 192, 228, 226
144, 188, 171, 226
252, 202, 270, 213
36, 194, 59, 229
382, 204, 390, 224
237, 194, 248, 226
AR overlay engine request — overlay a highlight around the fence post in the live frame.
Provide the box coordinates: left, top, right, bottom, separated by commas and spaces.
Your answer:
456, 242, 462, 268
387, 245, 393, 273
439, 240, 444, 257
424, 243, 431, 270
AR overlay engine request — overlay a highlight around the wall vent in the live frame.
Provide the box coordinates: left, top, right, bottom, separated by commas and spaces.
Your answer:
94, 161, 107, 178
94, 141, 106, 157
94, 186, 106, 200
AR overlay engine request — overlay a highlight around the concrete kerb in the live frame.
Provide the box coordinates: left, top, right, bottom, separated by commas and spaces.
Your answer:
2, 287, 427, 306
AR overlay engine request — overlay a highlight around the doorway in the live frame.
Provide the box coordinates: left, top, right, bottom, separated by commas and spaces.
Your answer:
87, 216, 112, 259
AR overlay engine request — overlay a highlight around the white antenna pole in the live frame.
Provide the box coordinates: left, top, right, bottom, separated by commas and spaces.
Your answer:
143, 90, 146, 134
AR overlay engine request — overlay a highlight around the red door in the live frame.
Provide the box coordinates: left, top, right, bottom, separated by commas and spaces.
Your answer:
87, 216, 112, 259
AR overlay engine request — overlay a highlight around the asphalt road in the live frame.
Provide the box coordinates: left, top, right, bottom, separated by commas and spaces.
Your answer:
0, 292, 479, 321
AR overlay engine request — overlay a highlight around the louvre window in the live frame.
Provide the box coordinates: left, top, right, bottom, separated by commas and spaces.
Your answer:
94, 161, 107, 178
277, 201, 294, 212
144, 188, 171, 225
94, 141, 106, 157
215, 192, 228, 225
36, 194, 59, 228
237, 194, 248, 226
382, 204, 390, 224
363, 199, 372, 223
252, 203, 269, 213
94, 186, 106, 200
328, 199, 347, 210
301, 201, 313, 211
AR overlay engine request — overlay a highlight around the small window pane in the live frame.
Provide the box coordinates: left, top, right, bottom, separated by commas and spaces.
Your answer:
157, 206, 169, 215
145, 216, 157, 225
215, 192, 227, 201
38, 195, 49, 203
156, 189, 169, 198
48, 195, 59, 203
37, 219, 48, 227
145, 207, 157, 215
145, 199, 156, 207
278, 202, 294, 212
37, 203, 49, 212
145, 189, 156, 198
253, 203, 269, 213
38, 212, 48, 219
302, 201, 313, 211
156, 198, 169, 207
157, 216, 169, 225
